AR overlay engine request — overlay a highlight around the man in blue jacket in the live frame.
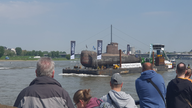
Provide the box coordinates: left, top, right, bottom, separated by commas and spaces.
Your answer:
135, 62, 166, 108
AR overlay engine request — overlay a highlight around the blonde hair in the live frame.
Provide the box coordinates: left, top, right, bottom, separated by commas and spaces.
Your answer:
186, 68, 192, 77
73, 89, 92, 104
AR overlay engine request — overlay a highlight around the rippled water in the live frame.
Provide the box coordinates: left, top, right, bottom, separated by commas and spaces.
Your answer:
0, 60, 191, 106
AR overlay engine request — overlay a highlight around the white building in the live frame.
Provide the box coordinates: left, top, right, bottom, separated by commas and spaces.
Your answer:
8, 48, 16, 54
130, 47, 135, 54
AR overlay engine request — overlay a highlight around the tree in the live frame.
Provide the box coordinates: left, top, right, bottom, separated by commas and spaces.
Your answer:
48, 52, 52, 57
4, 50, 15, 56
32, 50, 35, 56
65, 54, 70, 60
0, 46, 4, 58
51, 51, 56, 58
38, 51, 43, 57
22, 50, 27, 56
56, 51, 60, 57
15, 47, 22, 55
26, 51, 32, 56
34, 51, 39, 56
62, 51, 66, 54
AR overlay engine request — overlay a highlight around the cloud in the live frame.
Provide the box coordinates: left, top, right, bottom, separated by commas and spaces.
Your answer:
142, 11, 172, 16
0, 1, 50, 19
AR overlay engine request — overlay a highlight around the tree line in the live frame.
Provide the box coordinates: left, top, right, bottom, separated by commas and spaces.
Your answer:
0, 46, 71, 60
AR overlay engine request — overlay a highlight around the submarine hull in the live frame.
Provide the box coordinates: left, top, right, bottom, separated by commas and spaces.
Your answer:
80, 50, 141, 68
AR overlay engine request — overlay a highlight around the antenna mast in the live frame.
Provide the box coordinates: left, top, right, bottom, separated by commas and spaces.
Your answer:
111, 25, 112, 43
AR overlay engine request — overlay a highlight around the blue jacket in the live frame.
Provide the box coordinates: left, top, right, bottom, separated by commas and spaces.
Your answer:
135, 70, 166, 108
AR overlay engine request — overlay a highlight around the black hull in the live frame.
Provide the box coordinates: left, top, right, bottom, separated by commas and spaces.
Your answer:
63, 66, 168, 76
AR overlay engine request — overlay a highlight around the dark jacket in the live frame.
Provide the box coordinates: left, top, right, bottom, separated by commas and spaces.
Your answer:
14, 76, 74, 108
135, 70, 166, 108
166, 78, 192, 108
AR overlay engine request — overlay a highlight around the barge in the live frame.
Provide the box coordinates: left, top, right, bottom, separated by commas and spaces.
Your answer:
63, 43, 168, 76
63, 26, 168, 75
63, 65, 167, 76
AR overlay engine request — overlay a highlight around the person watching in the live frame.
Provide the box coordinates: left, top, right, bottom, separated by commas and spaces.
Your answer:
100, 73, 137, 108
73, 89, 100, 108
185, 68, 192, 82
14, 57, 74, 108
166, 62, 192, 108
135, 62, 166, 108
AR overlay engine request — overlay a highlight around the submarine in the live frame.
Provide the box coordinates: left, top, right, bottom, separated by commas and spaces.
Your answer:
63, 42, 143, 75
63, 25, 168, 75
81, 42, 141, 69
63, 42, 168, 75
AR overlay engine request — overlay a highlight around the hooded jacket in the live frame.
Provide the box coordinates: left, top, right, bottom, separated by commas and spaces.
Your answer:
166, 78, 192, 108
85, 97, 100, 108
14, 76, 74, 108
100, 90, 137, 108
135, 70, 166, 108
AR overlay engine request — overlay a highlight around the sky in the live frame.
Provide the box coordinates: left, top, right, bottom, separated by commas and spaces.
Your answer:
0, 0, 192, 54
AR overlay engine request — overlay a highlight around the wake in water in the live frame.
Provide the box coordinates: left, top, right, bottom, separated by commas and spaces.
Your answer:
0, 67, 36, 70
0, 67, 11, 70
58, 73, 108, 77
167, 68, 176, 72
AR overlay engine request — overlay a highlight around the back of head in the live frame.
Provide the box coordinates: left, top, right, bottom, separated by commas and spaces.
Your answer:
36, 57, 55, 77
142, 62, 153, 72
176, 62, 186, 76
185, 68, 192, 77
111, 73, 123, 88
73, 89, 92, 104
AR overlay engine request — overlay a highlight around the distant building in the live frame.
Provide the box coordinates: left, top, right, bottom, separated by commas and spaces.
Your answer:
130, 47, 135, 54
3, 46, 7, 50
34, 56, 41, 58
122, 50, 127, 54
135, 50, 141, 54
8, 48, 16, 54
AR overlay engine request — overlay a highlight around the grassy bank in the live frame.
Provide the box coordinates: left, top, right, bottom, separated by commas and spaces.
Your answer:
0, 56, 80, 61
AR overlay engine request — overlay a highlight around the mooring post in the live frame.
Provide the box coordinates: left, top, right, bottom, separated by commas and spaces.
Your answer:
119, 49, 122, 68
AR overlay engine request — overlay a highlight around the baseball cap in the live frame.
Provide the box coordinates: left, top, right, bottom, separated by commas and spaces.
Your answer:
111, 73, 123, 85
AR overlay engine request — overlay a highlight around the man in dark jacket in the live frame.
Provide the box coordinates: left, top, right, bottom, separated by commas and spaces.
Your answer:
135, 62, 166, 108
166, 62, 192, 108
14, 57, 74, 108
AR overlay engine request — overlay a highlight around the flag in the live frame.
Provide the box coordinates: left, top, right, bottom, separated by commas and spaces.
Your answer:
97, 40, 102, 59
70, 41, 75, 59
93, 46, 96, 50
149, 44, 153, 58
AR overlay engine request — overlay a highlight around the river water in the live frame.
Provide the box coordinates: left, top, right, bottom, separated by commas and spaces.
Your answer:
0, 60, 191, 106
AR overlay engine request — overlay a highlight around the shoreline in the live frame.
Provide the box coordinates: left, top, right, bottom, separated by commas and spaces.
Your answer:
0, 59, 80, 62
0, 60, 38, 61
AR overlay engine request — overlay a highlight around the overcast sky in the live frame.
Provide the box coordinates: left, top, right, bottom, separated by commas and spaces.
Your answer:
0, 0, 192, 54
